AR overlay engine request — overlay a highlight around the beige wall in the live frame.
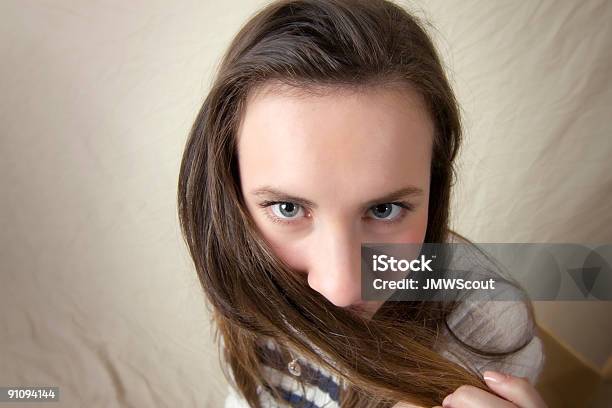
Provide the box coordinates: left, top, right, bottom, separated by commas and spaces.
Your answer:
414, 0, 612, 372
1, 0, 611, 406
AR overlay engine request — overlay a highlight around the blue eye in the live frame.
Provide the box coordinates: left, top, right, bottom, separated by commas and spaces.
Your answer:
367, 202, 412, 222
270, 202, 304, 219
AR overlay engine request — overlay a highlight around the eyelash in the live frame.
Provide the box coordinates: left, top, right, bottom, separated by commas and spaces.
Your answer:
257, 200, 415, 226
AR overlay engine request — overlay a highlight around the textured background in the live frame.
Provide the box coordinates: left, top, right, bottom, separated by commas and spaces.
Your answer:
1, 0, 611, 406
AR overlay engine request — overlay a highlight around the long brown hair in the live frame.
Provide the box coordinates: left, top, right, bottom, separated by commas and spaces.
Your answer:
177, 0, 536, 406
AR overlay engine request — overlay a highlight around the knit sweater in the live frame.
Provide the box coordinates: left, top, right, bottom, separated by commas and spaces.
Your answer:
225, 336, 345, 408
224, 300, 546, 408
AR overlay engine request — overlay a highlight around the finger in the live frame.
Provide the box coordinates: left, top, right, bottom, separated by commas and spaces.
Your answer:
483, 371, 547, 408
442, 385, 515, 408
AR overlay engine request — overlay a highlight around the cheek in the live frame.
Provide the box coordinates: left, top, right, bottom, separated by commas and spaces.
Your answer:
396, 215, 428, 243
266, 238, 309, 274
246, 207, 309, 273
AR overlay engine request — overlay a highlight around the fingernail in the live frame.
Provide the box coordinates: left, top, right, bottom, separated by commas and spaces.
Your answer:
483, 370, 507, 383
442, 394, 452, 407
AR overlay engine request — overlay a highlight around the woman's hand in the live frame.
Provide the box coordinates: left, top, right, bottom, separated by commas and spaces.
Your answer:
392, 370, 547, 408
437, 370, 548, 408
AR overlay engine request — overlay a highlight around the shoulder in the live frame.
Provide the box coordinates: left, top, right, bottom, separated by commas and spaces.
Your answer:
443, 231, 536, 352
446, 300, 535, 353
439, 300, 545, 384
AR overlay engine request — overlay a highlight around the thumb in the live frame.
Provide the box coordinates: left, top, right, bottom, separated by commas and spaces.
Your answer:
483, 370, 547, 408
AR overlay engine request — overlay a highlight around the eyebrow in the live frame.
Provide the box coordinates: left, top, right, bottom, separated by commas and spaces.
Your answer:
250, 185, 424, 209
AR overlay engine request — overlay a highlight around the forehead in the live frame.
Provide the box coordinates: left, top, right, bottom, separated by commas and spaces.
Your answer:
236, 83, 434, 200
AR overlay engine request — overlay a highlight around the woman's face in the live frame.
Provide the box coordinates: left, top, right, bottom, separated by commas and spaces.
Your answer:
237, 83, 433, 320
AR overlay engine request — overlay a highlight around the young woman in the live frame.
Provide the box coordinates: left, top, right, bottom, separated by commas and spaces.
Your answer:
177, 0, 547, 407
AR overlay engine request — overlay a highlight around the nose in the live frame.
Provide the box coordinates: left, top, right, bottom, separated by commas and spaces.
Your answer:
306, 222, 362, 308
